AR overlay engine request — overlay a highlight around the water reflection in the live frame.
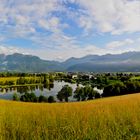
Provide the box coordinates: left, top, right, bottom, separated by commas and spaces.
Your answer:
0, 81, 103, 100
0, 83, 55, 95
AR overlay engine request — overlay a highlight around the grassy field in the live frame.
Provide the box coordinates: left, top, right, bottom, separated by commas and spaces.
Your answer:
1, 94, 140, 140
0, 76, 40, 82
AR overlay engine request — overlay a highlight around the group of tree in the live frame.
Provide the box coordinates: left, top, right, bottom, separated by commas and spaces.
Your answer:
57, 85, 73, 102
57, 85, 100, 102
16, 74, 54, 85
74, 85, 100, 101
102, 81, 140, 97
12, 80, 140, 103
13, 93, 55, 103
0, 72, 56, 77
16, 77, 44, 85
0, 72, 56, 87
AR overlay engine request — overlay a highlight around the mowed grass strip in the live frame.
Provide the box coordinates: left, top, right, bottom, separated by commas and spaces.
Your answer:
1, 94, 140, 140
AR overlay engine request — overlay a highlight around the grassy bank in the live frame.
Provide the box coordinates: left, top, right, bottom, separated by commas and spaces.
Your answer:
1, 94, 140, 140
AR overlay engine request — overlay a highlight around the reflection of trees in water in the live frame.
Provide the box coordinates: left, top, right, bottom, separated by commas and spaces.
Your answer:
0, 88, 4, 93
15, 86, 38, 94
13, 87, 17, 92
50, 83, 54, 89
43, 83, 54, 91
10, 87, 12, 92
30, 86, 36, 92
39, 85, 43, 91
17, 86, 30, 94
0, 88, 9, 94
5, 88, 9, 92
0, 81, 55, 94
17, 86, 29, 94
36, 85, 38, 90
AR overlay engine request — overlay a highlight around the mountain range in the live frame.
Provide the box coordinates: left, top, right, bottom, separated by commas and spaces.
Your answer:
0, 52, 140, 72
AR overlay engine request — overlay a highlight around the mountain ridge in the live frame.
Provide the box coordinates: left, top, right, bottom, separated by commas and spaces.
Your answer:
0, 51, 140, 72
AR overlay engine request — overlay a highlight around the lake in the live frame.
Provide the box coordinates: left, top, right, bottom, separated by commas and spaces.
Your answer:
0, 81, 103, 101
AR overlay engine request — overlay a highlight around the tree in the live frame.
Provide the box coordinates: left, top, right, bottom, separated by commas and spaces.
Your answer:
48, 96, 55, 103
30, 93, 38, 102
102, 82, 126, 97
74, 85, 100, 101
38, 95, 48, 102
95, 92, 101, 99
74, 86, 81, 101
57, 91, 64, 102
20, 92, 37, 102
57, 85, 72, 102
13, 93, 19, 101
125, 81, 140, 93
49, 74, 54, 83
85, 85, 94, 100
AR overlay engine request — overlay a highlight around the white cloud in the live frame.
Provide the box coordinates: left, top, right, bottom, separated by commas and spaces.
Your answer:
106, 39, 134, 49
38, 17, 63, 34
0, 45, 21, 54
0, 0, 140, 36
0, 0, 140, 61
22, 44, 104, 61
0, 0, 63, 36
76, 0, 140, 34
1, 36, 140, 61
15, 15, 29, 25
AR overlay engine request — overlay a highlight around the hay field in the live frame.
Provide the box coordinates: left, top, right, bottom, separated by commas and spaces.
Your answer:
1, 94, 140, 140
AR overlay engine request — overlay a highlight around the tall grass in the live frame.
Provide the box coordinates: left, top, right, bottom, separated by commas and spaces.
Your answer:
1, 94, 140, 140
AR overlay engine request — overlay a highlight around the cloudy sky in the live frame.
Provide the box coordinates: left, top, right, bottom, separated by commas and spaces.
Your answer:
0, 0, 140, 61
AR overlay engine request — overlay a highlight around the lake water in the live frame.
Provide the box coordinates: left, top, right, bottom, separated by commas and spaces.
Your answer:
0, 81, 103, 101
